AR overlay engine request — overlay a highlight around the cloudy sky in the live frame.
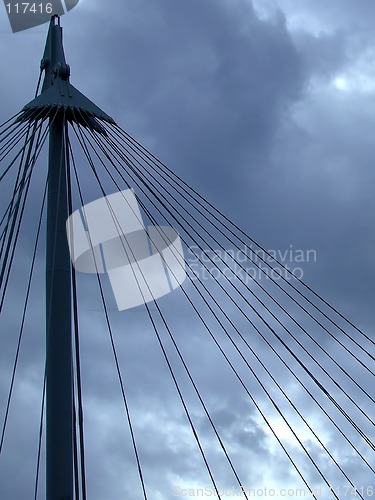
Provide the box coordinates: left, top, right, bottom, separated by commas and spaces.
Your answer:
0, 0, 374, 499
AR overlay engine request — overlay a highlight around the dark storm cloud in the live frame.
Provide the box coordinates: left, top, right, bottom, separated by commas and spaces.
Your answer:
68, 0, 374, 330
0, 0, 374, 499
82, 0, 305, 193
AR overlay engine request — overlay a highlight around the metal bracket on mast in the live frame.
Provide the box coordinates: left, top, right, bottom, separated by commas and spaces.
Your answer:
19, 15, 116, 134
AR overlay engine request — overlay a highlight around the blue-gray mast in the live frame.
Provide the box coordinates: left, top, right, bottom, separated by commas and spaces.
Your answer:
19, 15, 115, 500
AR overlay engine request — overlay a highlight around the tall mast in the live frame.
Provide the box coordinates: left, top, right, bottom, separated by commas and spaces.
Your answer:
45, 16, 73, 499
19, 15, 115, 499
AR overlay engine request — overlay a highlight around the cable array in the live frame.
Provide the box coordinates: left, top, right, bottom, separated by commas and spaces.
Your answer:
0, 105, 374, 498
0, 111, 50, 498
69, 114, 374, 495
